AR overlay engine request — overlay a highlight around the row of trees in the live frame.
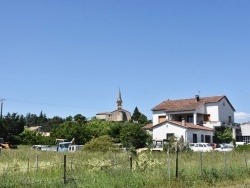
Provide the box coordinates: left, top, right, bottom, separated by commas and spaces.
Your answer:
0, 107, 152, 149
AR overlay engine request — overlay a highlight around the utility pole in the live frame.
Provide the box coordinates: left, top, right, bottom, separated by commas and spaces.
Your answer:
0, 99, 5, 120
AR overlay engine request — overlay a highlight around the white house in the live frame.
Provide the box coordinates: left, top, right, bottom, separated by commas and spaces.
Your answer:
151, 95, 238, 143
153, 119, 214, 143
238, 122, 250, 143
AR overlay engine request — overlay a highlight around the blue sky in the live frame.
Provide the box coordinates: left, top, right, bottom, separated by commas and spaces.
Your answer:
0, 1, 250, 122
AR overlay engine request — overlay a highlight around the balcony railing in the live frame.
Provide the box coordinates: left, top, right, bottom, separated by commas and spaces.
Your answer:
197, 121, 240, 129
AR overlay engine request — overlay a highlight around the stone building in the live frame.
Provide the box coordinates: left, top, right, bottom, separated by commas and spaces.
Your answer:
96, 89, 131, 121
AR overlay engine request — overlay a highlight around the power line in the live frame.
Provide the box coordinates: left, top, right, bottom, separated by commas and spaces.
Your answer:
6, 98, 111, 110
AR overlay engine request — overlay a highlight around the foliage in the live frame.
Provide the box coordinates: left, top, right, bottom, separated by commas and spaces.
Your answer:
51, 121, 89, 145
131, 106, 141, 121
120, 123, 149, 149
215, 128, 233, 143
1, 113, 25, 144
83, 135, 115, 152
138, 113, 148, 125
19, 129, 55, 145
234, 144, 250, 151
73, 114, 87, 123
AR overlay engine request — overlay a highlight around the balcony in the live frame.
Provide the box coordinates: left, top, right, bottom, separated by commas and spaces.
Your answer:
200, 121, 240, 129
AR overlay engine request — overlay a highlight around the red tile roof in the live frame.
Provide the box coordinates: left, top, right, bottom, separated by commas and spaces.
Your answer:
152, 95, 235, 112
152, 120, 214, 131
142, 123, 153, 130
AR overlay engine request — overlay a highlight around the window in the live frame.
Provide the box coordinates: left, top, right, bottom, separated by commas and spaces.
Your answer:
187, 116, 193, 123
204, 115, 210, 121
205, 135, 211, 143
166, 133, 174, 140
158, 116, 166, 123
193, 134, 197, 143
201, 134, 204, 142
229, 116, 231, 123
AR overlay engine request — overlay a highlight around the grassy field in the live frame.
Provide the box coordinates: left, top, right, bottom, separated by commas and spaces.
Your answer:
1, 146, 250, 187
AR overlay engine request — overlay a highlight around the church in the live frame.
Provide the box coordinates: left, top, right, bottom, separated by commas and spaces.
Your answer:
96, 89, 131, 121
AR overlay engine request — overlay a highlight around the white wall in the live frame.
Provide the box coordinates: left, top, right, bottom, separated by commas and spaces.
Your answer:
152, 110, 166, 125
153, 122, 214, 143
218, 98, 235, 123
153, 122, 187, 140
186, 130, 214, 143
204, 103, 219, 121
240, 123, 250, 136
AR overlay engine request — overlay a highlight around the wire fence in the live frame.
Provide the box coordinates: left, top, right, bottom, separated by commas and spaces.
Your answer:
0, 150, 250, 187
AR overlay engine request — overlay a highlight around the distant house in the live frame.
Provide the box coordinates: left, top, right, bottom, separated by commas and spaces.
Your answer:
26, 126, 50, 137
237, 122, 250, 143
96, 89, 131, 122
151, 95, 238, 143
142, 123, 153, 136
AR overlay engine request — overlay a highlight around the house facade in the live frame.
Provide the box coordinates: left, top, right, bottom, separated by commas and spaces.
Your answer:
151, 95, 238, 143
237, 122, 250, 143
153, 119, 214, 143
96, 89, 131, 122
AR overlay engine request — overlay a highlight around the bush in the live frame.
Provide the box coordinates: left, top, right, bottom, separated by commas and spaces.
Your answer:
83, 135, 115, 153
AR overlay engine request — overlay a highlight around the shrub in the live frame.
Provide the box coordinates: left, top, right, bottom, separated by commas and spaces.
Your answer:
83, 135, 115, 153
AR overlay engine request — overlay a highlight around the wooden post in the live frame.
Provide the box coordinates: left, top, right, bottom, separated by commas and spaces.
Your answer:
168, 146, 171, 182
200, 152, 203, 179
244, 150, 248, 170
175, 144, 178, 178
63, 155, 67, 184
36, 155, 38, 171
224, 152, 228, 176
114, 151, 117, 168
129, 154, 132, 170
27, 157, 30, 172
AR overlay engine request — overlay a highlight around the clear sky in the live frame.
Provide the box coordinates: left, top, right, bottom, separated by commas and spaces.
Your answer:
0, 1, 250, 122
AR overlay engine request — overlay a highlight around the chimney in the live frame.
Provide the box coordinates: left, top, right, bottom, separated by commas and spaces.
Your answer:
182, 118, 186, 126
195, 95, 200, 102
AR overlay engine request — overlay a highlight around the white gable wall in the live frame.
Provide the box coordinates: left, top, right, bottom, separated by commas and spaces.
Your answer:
218, 98, 235, 123
240, 123, 250, 136
153, 122, 187, 140
204, 103, 219, 121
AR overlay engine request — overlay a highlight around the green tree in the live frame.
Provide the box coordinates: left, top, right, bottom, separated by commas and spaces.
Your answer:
138, 114, 148, 125
120, 123, 149, 149
215, 128, 233, 143
74, 114, 87, 123
131, 107, 141, 121
1, 113, 25, 144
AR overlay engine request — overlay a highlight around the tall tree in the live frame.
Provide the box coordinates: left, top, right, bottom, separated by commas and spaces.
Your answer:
131, 107, 141, 121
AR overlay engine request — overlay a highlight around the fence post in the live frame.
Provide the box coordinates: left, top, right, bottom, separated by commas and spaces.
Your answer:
27, 157, 30, 172
129, 154, 132, 170
244, 150, 248, 170
63, 155, 67, 184
224, 152, 228, 176
175, 144, 178, 178
168, 147, 171, 182
114, 151, 117, 168
36, 155, 38, 171
200, 152, 203, 179
70, 158, 72, 172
